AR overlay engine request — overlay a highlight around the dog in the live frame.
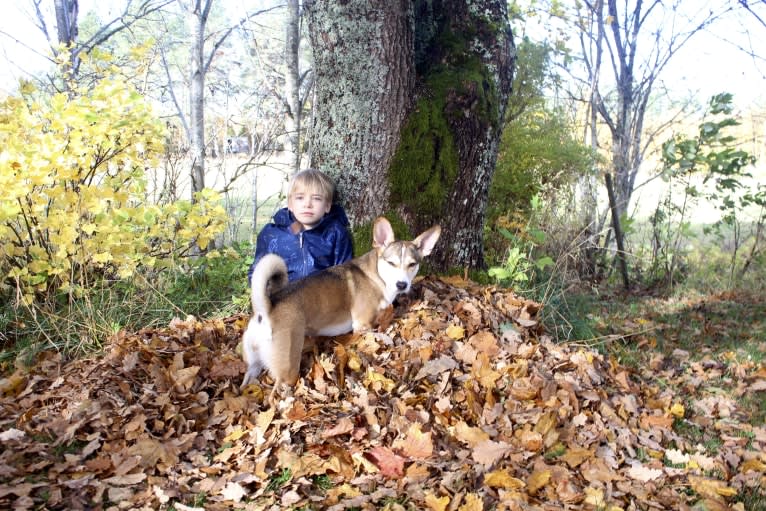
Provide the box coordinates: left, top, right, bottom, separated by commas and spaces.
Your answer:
240, 216, 441, 403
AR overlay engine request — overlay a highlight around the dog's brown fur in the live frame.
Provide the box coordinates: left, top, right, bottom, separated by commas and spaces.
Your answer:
240, 217, 441, 403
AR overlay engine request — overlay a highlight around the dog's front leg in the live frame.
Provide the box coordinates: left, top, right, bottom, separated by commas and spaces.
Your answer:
240, 328, 266, 389
241, 359, 265, 389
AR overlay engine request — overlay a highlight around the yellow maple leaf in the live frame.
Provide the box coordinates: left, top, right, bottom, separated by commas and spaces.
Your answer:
484, 469, 525, 489
458, 493, 483, 511
527, 469, 551, 495
473, 353, 501, 389
424, 492, 450, 511
364, 368, 396, 392
223, 428, 247, 443
669, 403, 685, 418
446, 324, 465, 340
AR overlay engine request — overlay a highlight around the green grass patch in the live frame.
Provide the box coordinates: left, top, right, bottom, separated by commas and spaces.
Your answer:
266, 468, 292, 493
0, 244, 253, 375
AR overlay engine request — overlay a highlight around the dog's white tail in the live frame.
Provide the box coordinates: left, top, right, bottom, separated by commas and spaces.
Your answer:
250, 254, 288, 314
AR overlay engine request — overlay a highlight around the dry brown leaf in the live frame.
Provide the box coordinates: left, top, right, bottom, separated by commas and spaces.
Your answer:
484, 469, 525, 490
453, 421, 490, 447
559, 446, 594, 468
472, 440, 512, 468
365, 446, 405, 478
392, 423, 433, 459
322, 417, 355, 439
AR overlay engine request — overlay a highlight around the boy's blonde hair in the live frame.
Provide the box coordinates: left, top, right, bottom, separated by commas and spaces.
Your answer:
287, 169, 335, 202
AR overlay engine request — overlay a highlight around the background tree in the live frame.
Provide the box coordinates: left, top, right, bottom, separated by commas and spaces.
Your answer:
33, 0, 172, 85
305, 0, 514, 271
577, 0, 733, 287
282, 0, 310, 172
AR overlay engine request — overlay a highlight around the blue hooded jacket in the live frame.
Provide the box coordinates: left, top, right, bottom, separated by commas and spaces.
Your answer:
247, 204, 353, 283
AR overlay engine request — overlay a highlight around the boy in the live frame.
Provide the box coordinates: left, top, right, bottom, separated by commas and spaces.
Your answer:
247, 169, 353, 283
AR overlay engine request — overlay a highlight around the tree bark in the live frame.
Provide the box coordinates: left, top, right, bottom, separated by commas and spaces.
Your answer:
605, 171, 630, 289
305, 0, 414, 223
53, 0, 79, 78
187, 0, 211, 199
284, 0, 302, 171
306, 0, 514, 271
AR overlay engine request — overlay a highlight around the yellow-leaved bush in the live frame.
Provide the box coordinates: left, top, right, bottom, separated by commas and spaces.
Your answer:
0, 80, 227, 305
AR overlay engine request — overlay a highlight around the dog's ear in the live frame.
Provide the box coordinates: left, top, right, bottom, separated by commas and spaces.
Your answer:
372, 217, 395, 248
413, 225, 441, 256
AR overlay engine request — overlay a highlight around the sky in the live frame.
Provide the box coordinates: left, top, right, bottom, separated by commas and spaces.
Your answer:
2, 0, 765, 102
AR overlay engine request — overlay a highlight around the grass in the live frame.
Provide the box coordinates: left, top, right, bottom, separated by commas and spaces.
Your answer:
0, 243, 253, 374
551, 285, 766, 423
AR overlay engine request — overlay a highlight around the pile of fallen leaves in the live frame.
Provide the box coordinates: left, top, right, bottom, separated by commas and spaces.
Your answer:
1, 277, 764, 510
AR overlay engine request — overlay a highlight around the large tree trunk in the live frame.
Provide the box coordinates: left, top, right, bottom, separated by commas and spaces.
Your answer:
305, 0, 414, 223
306, 0, 514, 271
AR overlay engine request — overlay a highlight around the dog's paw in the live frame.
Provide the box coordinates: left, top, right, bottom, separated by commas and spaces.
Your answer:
240, 363, 265, 389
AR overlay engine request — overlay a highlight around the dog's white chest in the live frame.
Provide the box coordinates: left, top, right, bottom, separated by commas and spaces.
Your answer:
316, 320, 353, 336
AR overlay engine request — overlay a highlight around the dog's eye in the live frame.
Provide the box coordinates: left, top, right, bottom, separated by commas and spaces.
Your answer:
408, 262, 418, 269
388, 260, 397, 267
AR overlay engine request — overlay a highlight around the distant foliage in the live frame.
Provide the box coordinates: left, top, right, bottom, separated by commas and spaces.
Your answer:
645, 93, 762, 286
0, 78, 227, 305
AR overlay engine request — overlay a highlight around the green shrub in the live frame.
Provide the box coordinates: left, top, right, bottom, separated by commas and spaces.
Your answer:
0, 76, 227, 305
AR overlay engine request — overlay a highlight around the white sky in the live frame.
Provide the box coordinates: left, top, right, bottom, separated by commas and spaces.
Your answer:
2, 1, 765, 103
1, 0, 764, 223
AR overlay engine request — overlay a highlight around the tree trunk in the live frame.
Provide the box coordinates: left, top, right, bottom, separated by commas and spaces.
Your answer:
605, 171, 630, 289
306, 0, 514, 271
305, 0, 414, 223
187, 0, 209, 198
53, 0, 80, 76
284, 0, 302, 171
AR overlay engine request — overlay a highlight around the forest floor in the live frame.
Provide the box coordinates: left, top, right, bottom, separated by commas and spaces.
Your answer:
0, 277, 764, 510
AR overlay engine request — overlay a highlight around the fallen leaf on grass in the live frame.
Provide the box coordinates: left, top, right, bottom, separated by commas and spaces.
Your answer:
627, 464, 663, 482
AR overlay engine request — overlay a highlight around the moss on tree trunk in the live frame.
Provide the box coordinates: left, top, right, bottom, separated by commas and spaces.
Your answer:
307, 0, 514, 270
390, 0, 513, 270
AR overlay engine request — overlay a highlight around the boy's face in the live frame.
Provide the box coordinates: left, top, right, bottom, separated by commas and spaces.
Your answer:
288, 186, 331, 229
